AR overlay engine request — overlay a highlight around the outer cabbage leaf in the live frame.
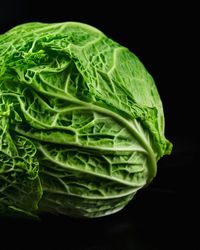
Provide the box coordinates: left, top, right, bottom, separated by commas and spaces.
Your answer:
0, 97, 42, 217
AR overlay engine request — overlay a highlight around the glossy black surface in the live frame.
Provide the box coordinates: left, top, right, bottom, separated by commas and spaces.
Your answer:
0, 1, 197, 249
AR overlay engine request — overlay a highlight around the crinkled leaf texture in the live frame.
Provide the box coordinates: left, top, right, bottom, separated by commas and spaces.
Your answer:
0, 22, 172, 218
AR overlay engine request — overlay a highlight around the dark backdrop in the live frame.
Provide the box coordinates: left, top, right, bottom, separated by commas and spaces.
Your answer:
0, 1, 197, 249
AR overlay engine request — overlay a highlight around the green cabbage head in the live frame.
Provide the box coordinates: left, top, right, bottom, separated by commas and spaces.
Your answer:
0, 22, 172, 218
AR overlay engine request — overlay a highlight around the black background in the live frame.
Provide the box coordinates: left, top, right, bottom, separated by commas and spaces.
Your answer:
0, 1, 197, 249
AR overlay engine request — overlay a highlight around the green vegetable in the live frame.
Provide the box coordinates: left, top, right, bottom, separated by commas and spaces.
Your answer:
0, 22, 172, 218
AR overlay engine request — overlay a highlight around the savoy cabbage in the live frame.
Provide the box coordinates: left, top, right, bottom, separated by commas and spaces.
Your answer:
0, 22, 172, 218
